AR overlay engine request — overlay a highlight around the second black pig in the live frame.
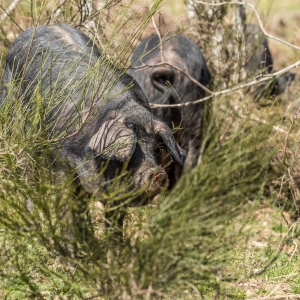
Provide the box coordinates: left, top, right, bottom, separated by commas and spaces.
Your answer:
128, 34, 211, 185
244, 23, 295, 98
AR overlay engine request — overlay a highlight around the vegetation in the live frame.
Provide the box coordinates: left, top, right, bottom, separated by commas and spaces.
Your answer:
0, 0, 299, 299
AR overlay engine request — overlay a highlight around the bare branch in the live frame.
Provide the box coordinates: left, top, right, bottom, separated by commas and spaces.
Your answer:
146, 1, 299, 109
149, 59, 300, 109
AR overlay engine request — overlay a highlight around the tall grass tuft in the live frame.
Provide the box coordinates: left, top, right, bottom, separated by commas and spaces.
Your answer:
0, 0, 292, 299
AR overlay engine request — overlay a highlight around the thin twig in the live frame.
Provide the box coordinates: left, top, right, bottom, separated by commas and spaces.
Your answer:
151, 7, 164, 62
282, 106, 300, 163
83, 295, 103, 300
197, 117, 214, 166
250, 220, 299, 279
237, 111, 287, 134
217, 104, 288, 140
288, 167, 300, 212
195, 1, 300, 52
0, 0, 21, 24
145, 0, 300, 109
43, 0, 67, 25
253, 294, 300, 300
260, 271, 299, 299
149, 59, 300, 109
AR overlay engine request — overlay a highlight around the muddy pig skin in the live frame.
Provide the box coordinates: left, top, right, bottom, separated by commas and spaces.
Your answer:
128, 34, 211, 185
1, 24, 186, 236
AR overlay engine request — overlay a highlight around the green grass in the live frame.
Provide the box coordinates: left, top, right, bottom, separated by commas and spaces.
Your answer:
0, 0, 300, 299
223, 206, 300, 299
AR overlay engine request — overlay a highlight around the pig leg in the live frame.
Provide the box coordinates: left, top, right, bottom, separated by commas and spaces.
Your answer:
104, 208, 126, 243
52, 153, 102, 251
183, 137, 201, 173
55, 155, 100, 254
183, 148, 197, 172
55, 148, 102, 196
68, 155, 127, 242
67, 181, 96, 256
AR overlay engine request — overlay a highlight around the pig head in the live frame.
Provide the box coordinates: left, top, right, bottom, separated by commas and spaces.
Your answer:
128, 34, 211, 184
60, 102, 186, 205
1, 24, 186, 206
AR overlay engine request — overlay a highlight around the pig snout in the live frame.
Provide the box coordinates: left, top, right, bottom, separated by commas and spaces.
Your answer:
147, 167, 168, 194
134, 166, 168, 195
150, 66, 175, 87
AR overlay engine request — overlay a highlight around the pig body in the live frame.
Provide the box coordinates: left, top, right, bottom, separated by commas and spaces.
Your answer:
128, 34, 211, 185
244, 23, 273, 76
1, 24, 185, 238
244, 23, 295, 98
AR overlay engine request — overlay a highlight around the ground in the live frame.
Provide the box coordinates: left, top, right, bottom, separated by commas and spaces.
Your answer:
140, 0, 300, 298
0, 0, 300, 298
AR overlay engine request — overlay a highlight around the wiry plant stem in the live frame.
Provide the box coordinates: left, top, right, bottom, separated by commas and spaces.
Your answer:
0, 0, 21, 24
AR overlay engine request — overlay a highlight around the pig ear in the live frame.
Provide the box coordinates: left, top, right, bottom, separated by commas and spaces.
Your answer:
153, 119, 187, 165
88, 119, 136, 161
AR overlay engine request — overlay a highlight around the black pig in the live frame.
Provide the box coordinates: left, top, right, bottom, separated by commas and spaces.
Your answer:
244, 23, 273, 76
128, 34, 211, 185
244, 23, 295, 98
1, 24, 186, 239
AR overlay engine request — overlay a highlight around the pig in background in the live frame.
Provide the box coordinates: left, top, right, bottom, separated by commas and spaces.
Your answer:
0, 24, 186, 243
128, 34, 211, 186
210, 23, 295, 100
243, 23, 295, 100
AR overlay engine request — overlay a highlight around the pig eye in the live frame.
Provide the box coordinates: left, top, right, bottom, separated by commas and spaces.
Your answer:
126, 123, 135, 130
154, 144, 163, 158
